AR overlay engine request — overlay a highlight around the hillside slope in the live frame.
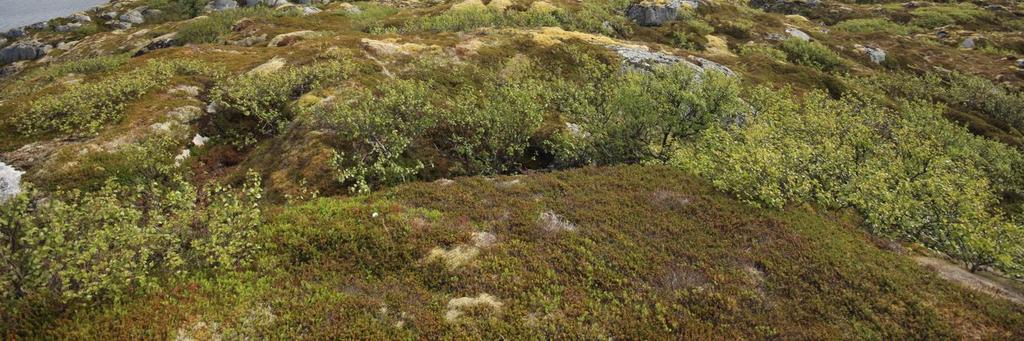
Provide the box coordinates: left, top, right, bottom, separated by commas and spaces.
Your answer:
33, 165, 1024, 339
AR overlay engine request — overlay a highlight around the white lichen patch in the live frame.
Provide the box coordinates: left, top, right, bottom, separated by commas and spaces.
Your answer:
426, 245, 480, 270
471, 232, 497, 248
445, 293, 503, 322
537, 210, 576, 233
192, 134, 209, 147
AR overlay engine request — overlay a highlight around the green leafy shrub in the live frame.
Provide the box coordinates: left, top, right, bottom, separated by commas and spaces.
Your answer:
739, 43, 787, 61
140, 0, 209, 22
0, 170, 262, 306
441, 80, 546, 174
314, 79, 436, 193
557, 65, 746, 165
16, 59, 221, 136
211, 60, 351, 134
671, 18, 714, 50
779, 38, 846, 72
177, 7, 295, 44
676, 87, 1024, 273
833, 18, 915, 35
910, 4, 990, 29
850, 72, 1024, 142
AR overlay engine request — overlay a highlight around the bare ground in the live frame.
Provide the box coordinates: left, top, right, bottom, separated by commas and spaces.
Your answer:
913, 256, 1024, 305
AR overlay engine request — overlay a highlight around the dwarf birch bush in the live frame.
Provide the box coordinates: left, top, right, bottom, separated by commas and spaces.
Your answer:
212, 60, 351, 134
676, 87, 1024, 273
17, 59, 221, 136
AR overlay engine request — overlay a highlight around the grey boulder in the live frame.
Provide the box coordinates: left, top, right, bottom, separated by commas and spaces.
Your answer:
28, 21, 49, 30
120, 11, 145, 24
1, 41, 49, 65
785, 27, 811, 41
55, 22, 84, 32
207, 0, 240, 11
5, 27, 27, 39
625, 0, 686, 27
865, 47, 885, 64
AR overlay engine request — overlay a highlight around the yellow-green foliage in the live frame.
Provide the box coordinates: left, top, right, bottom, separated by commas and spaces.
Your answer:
178, 7, 296, 44
16, 59, 221, 136
212, 60, 352, 134
850, 72, 1024, 138
833, 18, 915, 35
910, 3, 990, 28
676, 87, 1024, 273
671, 18, 715, 50
739, 43, 786, 61
0, 168, 262, 308
779, 38, 846, 72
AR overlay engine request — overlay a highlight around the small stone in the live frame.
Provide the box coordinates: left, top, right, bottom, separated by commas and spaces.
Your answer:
471, 232, 497, 248
100, 11, 119, 20
785, 27, 811, 41
960, 37, 976, 49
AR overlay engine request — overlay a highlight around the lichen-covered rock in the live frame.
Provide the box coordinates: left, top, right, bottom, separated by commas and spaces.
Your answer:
119, 10, 146, 24
267, 30, 316, 47
785, 27, 811, 41
855, 45, 886, 64
70, 13, 92, 22
109, 21, 133, 30
5, 27, 27, 39
207, 0, 240, 12
134, 32, 178, 56
626, 0, 685, 27
28, 21, 49, 30
0, 41, 49, 65
55, 23, 84, 32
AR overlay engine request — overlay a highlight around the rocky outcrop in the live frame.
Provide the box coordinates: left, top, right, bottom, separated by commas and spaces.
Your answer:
267, 30, 317, 47
608, 45, 737, 77
785, 27, 811, 41
625, 0, 693, 27
119, 11, 146, 24
0, 41, 49, 65
56, 23, 84, 32
5, 27, 27, 39
855, 45, 885, 64
207, 0, 240, 12
134, 32, 179, 56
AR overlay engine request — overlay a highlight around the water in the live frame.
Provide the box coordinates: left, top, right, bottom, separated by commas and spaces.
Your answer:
0, 161, 23, 202
0, 0, 107, 31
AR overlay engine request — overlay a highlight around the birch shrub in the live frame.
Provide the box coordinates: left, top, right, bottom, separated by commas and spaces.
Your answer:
676, 87, 1024, 273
